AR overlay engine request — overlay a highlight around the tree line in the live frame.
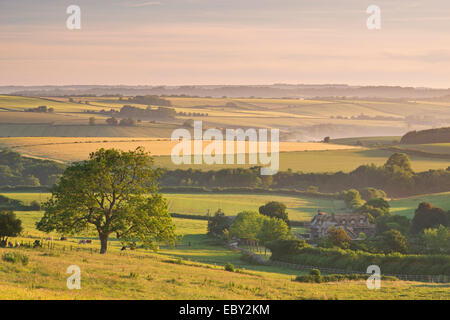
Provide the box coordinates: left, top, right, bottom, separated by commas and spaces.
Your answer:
0, 149, 65, 188
160, 153, 450, 197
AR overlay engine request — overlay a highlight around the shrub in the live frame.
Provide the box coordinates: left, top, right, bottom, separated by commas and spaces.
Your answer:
2, 252, 29, 266
295, 272, 398, 283
271, 245, 450, 275
224, 262, 235, 272
310, 268, 321, 276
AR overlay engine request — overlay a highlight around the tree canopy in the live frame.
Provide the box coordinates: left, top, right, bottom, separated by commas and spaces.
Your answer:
411, 202, 449, 234
36, 147, 177, 254
0, 211, 22, 246
258, 201, 289, 225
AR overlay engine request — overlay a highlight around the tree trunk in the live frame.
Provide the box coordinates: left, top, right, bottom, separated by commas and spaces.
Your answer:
99, 233, 109, 254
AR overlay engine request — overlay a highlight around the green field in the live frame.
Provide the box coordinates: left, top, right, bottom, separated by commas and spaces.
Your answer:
1, 191, 449, 299
154, 148, 450, 173
1, 208, 448, 299
4, 191, 450, 223
3, 244, 447, 300
390, 192, 450, 219
1, 192, 345, 222
395, 143, 450, 155
332, 136, 401, 146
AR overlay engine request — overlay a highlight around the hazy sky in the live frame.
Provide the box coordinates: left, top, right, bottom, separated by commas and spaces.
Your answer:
2, 0, 450, 87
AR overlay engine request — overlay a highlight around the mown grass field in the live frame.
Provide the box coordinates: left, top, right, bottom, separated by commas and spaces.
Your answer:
154, 148, 450, 173
3, 136, 447, 173
4, 191, 450, 223
1, 192, 345, 222
0, 137, 360, 162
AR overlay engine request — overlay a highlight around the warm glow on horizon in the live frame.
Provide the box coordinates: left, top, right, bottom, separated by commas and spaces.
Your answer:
1, 0, 450, 87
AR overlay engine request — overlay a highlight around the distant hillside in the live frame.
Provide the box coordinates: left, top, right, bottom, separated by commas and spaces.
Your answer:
5, 84, 450, 99
401, 127, 450, 144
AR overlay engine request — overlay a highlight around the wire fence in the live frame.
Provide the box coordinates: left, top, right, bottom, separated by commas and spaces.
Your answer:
6, 239, 450, 284
234, 245, 450, 283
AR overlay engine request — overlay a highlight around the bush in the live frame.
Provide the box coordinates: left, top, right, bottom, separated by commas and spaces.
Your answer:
224, 262, 235, 272
310, 268, 321, 276
295, 272, 398, 283
271, 245, 450, 275
265, 239, 309, 258
2, 252, 29, 266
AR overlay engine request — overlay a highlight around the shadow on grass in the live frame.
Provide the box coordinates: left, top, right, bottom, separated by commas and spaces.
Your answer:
156, 233, 304, 277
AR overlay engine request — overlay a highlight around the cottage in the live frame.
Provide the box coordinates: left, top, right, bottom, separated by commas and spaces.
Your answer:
310, 210, 375, 240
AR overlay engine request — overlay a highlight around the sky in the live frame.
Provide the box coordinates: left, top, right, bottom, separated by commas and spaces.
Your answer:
1, 0, 450, 87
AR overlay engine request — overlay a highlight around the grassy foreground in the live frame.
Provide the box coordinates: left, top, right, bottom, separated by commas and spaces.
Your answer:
1, 246, 449, 300
0, 209, 449, 299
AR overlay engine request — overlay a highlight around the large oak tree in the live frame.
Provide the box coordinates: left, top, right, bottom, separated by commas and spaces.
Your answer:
37, 147, 177, 254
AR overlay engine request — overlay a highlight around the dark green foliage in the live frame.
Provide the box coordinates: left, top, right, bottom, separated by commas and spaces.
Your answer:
37, 147, 177, 254
0, 149, 64, 187
258, 201, 289, 225
324, 226, 351, 249
119, 117, 136, 126
295, 272, 398, 283
341, 189, 363, 210
224, 262, 235, 272
265, 239, 309, 259
358, 197, 390, 219
159, 153, 450, 197
360, 187, 387, 201
106, 117, 118, 125
310, 268, 321, 276
381, 229, 408, 254
375, 214, 410, 235
412, 202, 449, 234
2, 252, 29, 266
0, 211, 22, 244
270, 245, 450, 275
401, 127, 450, 144
384, 153, 414, 174
119, 104, 176, 119
127, 95, 172, 107
207, 209, 231, 237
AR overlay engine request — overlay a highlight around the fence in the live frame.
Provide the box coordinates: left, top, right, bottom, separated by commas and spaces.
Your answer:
232, 245, 450, 283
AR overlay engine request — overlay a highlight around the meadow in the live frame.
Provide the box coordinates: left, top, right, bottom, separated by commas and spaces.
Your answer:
2, 245, 448, 300
390, 192, 450, 219
3, 191, 449, 223
2, 95, 450, 141
154, 149, 450, 173
1, 192, 345, 222
1, 210, 449, 300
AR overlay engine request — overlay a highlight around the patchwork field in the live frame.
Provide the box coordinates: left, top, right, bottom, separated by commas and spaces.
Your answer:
154, 149, 450, 173
0, 137, 360, 162
2, 95, 450, 141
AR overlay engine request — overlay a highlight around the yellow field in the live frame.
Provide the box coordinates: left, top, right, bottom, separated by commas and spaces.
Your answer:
0, 137, 361, 162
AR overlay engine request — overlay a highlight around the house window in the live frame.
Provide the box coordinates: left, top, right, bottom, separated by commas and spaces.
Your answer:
341, 220, 346, 225
351, 219, 355, 225
360, 218, 364, 224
